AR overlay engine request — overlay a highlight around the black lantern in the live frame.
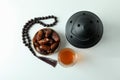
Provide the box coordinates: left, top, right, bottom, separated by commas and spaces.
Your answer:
66, 11, 103, 48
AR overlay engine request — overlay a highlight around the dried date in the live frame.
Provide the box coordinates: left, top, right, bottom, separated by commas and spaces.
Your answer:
40, 45, 51, 51
38, 38, 50, 45
51, 42, 59, 51
43, 28, 52, 38
34, 42, 39, 47
36, 30, 43, 41
52, 32, 60, 42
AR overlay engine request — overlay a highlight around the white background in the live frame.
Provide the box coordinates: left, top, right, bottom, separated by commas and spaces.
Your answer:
0, 0, 120, 80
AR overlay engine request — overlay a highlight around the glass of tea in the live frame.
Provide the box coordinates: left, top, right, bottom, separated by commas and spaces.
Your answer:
58, 48, 78, 67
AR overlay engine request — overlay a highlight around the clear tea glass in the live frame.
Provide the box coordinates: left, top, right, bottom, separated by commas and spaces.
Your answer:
58, 48, 78, 67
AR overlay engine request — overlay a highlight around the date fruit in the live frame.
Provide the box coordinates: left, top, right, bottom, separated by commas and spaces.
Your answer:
40, 45, 51, 51
36, 30, 43, 41
38, 38, 50, 45
51, 42, 59, 51
52, 32, 60, 42
44, 28, 52, 38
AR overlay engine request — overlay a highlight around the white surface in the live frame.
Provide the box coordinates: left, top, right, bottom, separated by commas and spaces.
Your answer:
0, 0, 120, 80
